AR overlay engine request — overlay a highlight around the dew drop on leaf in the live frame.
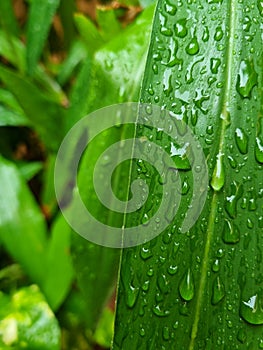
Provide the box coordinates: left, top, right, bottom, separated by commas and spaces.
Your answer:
212, 259, 220, 272
202, 26, 209, 42
212, 276, 225, 305
214, 26, 223, 41
255, 137, 263, 163
162, 326, 170, 340
210, 58, 221, 74
126, 283, 139, 308
211, 152, 225, 191
152, 304, 170, 317
240, 292, 263, 325
236, 59, 258, 98
174, 18, 188, 38
185, 36, 200, 55
222, 219, 240, 244
234, 127, 248, 154
258, 0, 263, 16
165, 2, 177, 15
179, 269, 195, 301
237, 328, 247, 344
225, 181, 243, 219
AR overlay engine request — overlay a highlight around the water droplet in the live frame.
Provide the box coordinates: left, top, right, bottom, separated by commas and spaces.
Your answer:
174, 18, 188, 38
163, 326, 170, 340
240, 292, 263, 325
225, 181, 243, 218
214, 26, 223, 41
202, 26, 209, 42
211, 152, 225, 191
147, 268, 154, 277
210, 58, 221, 74
258, 0, 263, 16
158, 274, 169, 294
235, 128, 248, 154
236, 59, 258, 98
153, 304, 170, 317
255, 137, 263, 163
165, 2, 177, 15
181, 177, 190, 195
163, 69, 173, 96
212, 276, 225, 304
212, 259, 220, 272
152, 63, 158, 74
243, 16, 252, 32
126, 283, 139, 308
247, 218, 254, 229
167, 265, 178, 275
185, 37, 199, 55
140, 327, 145, 337
237, 328, 246, 344
142, 280, 150, 292
160, 27, 173, 37
179, 269, 195, 301
227, 155, 237, 169
223, 219, 240, 244
140, 246, 153, 260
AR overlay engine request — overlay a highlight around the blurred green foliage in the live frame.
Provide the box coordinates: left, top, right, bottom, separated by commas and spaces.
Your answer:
0, 0, 155, 348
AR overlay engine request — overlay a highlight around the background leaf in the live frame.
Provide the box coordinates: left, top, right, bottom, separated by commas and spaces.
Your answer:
0, 285, 60, 349
26, 0, 61, 74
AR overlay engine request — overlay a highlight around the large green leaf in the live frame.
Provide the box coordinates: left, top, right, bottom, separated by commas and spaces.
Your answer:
70, 6, 155, 332
113, 1, 263, 349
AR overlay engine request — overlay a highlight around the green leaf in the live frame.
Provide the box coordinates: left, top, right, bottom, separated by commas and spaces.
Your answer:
57, 40, 88, 86
26, 0, 61, 75
0, 285, 60, 349
96, 8, 121, 42
15, 161, 43, 180
0, 65, 65, 151
42, 214, 74, 311
0, 156, 48, 287
0, 31, 67, 105
69, 6, 155, 332
0, 0, 19, 36
89, 5, 156, 110
74, 13, 105, 55
113, 1, 263, 349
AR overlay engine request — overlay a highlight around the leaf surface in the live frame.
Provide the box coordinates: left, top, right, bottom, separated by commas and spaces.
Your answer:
113, 1, 263, 349
26, 0, 60, 74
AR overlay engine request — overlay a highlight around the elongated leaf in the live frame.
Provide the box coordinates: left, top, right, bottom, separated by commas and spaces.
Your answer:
113, 1, 263, 349
42, 214, 74, 311
26, 0, 60, 74
70, 6, 155, 332
0, 65, 65, 150
0, 156, 48, 286
0, 0, 19, 36
0, 31, 67, 104
0, 285, 60, 349
74, 13, 105, 55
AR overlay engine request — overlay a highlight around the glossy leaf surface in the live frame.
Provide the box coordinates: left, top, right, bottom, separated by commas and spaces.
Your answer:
70, 6, 155, 331
0, 285, 60, 349
113, 1, 263, 349
26, 0, 60, 74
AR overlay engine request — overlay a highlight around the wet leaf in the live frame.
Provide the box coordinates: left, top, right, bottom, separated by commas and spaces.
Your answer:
113, 1, 263, 349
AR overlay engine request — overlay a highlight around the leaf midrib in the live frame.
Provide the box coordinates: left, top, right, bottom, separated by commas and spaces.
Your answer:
189, 0, 238, 348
